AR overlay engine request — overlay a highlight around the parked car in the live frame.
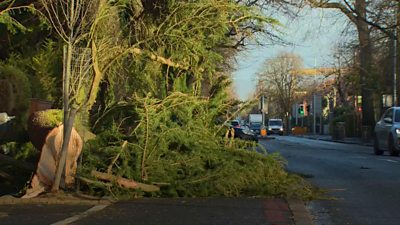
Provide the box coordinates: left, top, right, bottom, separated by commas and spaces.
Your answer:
267, 119, 284, 135
226, 124, 258, 142
235, 125, 258, 142
230, 120, 241, 128
374, 107, 400, 156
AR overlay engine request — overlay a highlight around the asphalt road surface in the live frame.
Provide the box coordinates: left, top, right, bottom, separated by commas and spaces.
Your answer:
260, 136, 400, 225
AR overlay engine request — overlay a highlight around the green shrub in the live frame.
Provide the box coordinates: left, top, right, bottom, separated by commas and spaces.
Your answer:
31, 109, 63, 128
329, 106, 357, 137
0, 62, 32, 142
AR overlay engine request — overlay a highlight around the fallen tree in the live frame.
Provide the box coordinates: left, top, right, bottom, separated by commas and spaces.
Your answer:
78, 92, 317, 200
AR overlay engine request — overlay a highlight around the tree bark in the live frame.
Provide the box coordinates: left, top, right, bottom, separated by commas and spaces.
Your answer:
356, 0, 375, 127
52, 43, 74, 192
306, 0, 375, 127
91, 170, 160, 192
51, 107, 77, 191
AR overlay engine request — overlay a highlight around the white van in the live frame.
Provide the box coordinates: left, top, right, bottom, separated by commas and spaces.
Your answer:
267, 119, 284, 135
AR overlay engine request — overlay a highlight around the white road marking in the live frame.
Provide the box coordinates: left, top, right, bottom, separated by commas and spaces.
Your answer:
377, 159, 399, 163
51, 204, 109, 225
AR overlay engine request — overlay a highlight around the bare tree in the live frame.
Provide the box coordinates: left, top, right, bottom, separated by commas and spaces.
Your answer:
302, 0, 376, 129
257, 52, 302, 131
38, 0, 100, 191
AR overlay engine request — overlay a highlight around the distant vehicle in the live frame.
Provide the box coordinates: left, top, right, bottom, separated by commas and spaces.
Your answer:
267, 119, 283, 135
249, 123, 262, 135
249, 114, 262, 125
374, 107, 400, 156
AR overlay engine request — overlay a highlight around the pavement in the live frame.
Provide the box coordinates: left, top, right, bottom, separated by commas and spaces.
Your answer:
0, 193, 314, 225
298, 134, 373, 147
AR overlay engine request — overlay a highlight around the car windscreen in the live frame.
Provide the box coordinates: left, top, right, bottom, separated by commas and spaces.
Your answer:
231, 121, 239, 126
250, 124, 261, 129
269, 121, 282, 126
395, 110, 400, 122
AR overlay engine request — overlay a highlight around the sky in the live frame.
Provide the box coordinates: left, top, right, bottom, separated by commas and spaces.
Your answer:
233, 7, 350, 100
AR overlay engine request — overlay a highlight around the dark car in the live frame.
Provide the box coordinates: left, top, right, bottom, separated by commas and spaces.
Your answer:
230, 120, 241, 128
228, 125, 258, 142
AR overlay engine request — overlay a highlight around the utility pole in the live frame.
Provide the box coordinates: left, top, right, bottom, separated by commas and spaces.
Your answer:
261, 95, 265, 126
313, 94, 316, 135
295, 103, 298, 126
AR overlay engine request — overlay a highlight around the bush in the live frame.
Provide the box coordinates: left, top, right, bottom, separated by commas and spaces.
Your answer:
31, 109, 63, 128
329, 106, 357, 137
0, 62, 32, 142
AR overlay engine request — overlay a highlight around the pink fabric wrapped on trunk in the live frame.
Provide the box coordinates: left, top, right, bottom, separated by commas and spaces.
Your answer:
23, 125, 82, 198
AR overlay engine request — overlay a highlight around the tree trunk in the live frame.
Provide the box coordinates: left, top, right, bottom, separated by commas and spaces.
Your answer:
52, 43, 74, 192
51, 107, 77, 191
356, 0, 375, 127
306, 0, 376, 127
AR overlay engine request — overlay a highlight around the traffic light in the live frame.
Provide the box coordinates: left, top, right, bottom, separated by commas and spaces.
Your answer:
298, 104, 304, 115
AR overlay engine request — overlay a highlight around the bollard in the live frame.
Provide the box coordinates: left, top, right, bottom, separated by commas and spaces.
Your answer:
261, 128, 267, 137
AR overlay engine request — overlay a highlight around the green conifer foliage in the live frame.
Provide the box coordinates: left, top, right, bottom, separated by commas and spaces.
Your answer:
80, 92, 315, 199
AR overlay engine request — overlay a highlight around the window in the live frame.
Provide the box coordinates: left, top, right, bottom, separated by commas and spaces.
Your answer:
383, 108, 393, 123
395, 109, 400, 123
230, 121, 240, 127
269, 120, 282, 126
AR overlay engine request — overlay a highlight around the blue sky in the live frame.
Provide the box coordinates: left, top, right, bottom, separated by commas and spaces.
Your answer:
233, 7, 350, 100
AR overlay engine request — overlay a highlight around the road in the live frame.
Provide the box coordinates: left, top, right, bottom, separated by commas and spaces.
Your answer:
260, 136, 400, 225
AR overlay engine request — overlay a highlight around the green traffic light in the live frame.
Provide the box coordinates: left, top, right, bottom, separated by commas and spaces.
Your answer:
298, 106, 304, 115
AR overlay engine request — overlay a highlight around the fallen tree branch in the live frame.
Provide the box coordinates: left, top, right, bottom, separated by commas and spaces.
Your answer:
77, 176, 112, 187
107, 140, 127, 174
91, 170, 160, 192
102, 46, 205, 75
